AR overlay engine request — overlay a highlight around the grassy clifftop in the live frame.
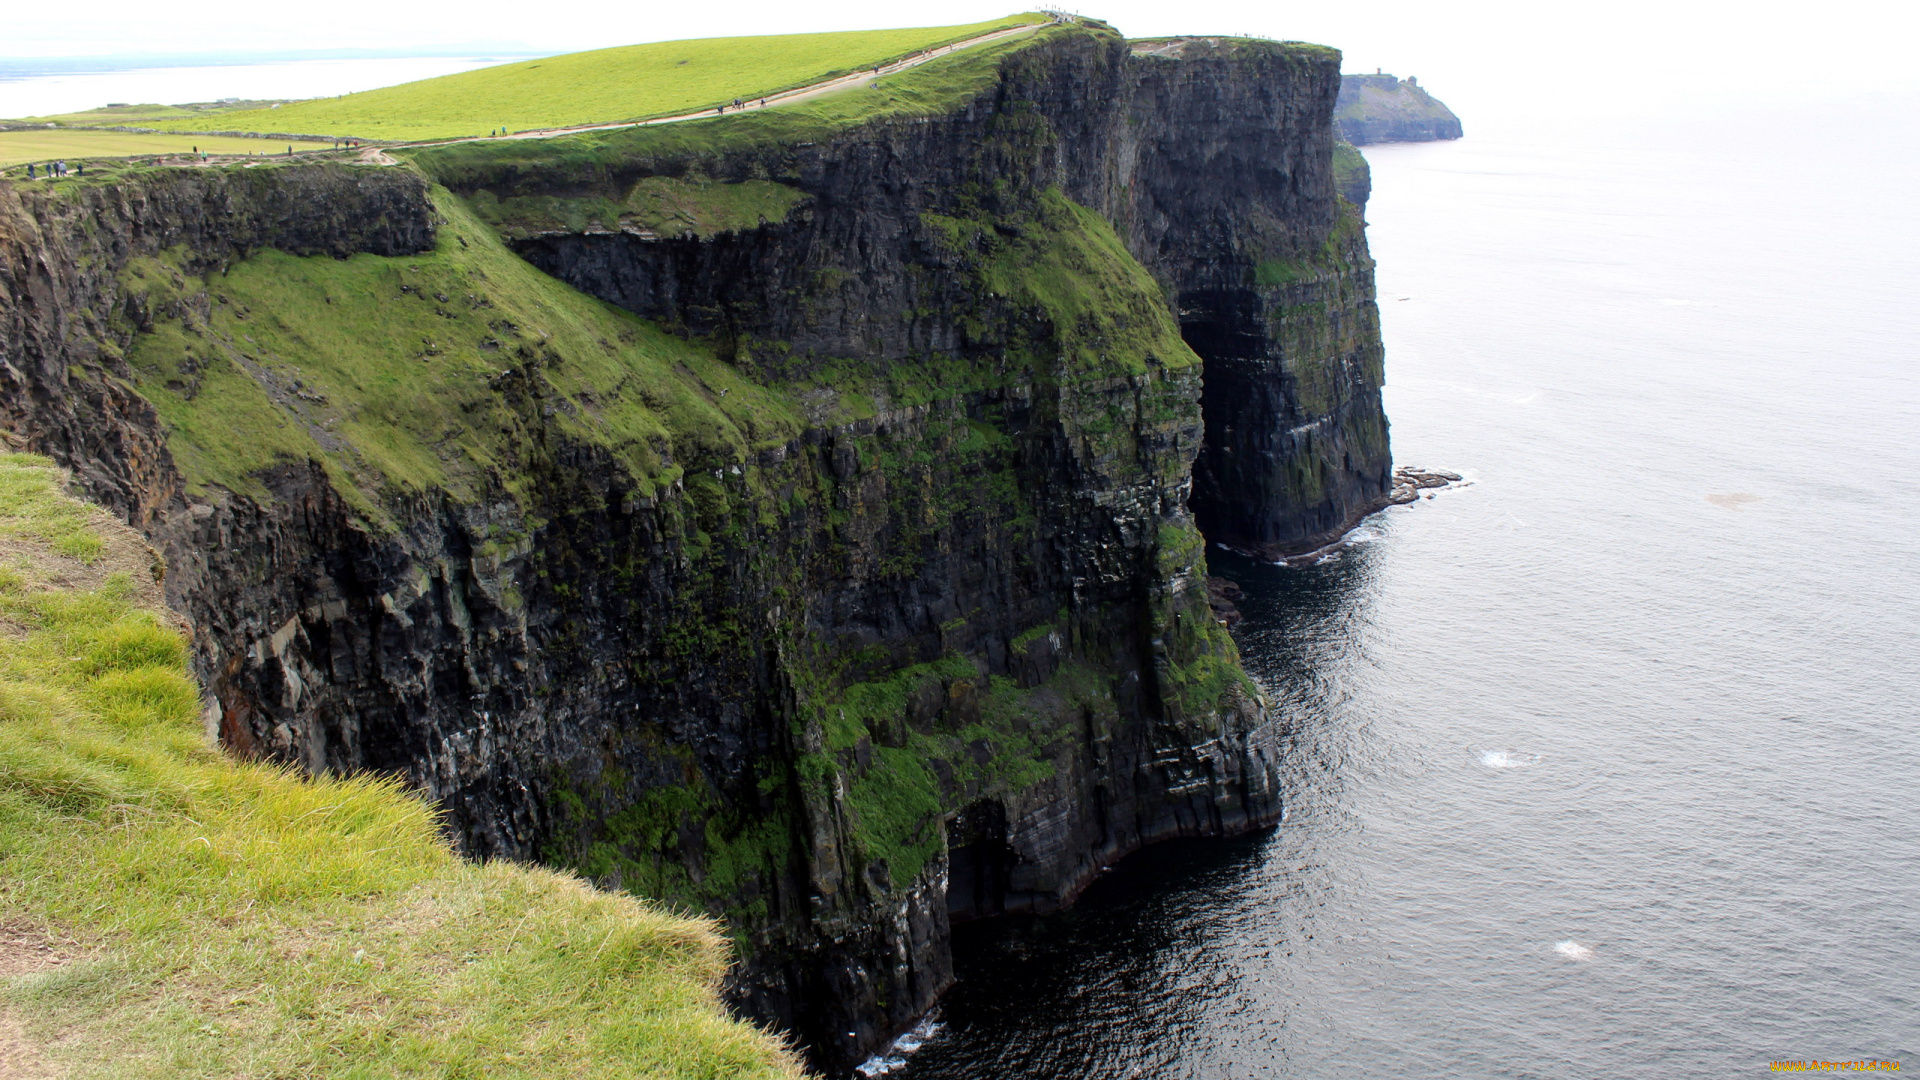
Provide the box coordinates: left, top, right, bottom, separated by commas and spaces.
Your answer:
160, 15, 1043, 141
4, 14, 1053, 166
0, 454, 800, 1078
409, 17, 1085, 179
0, 131, 329, 168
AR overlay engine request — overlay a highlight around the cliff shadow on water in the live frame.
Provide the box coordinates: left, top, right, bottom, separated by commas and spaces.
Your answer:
0, 16, 1389, 1072
899, 830, 1277, 1079
893, 542, 1384, 1078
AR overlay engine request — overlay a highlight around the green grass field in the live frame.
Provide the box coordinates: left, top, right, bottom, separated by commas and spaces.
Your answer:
409, 19, 1078, 183
4, 99, 289, 128
164, 15, 1042, 142
0, 130, 330, 167
0, 452, 800, 1078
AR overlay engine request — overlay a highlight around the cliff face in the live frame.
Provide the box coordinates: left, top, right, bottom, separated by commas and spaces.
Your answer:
0, 21, 1388, 1072
1335, 72, 1465, 145
1126, 40, 1391, 559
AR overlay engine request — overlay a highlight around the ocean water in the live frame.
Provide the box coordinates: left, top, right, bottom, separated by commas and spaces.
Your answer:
891, 100, 1920, 1078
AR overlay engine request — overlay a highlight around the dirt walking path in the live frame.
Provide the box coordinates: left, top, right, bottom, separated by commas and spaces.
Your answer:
0, 926, 73, 1080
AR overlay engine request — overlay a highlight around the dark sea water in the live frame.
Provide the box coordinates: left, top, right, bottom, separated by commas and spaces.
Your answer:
891, 102, 1920, 1078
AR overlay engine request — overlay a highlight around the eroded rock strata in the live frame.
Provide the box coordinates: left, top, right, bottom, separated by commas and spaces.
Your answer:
0, 21, 1388, 1070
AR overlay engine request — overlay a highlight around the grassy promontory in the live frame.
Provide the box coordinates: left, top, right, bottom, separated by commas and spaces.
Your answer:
0, 454, 799, 1078
155, 15, 1043, 142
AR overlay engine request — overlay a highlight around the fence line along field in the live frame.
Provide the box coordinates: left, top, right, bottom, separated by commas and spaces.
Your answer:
0, 130, 331, 167
146, 15, 1042, 142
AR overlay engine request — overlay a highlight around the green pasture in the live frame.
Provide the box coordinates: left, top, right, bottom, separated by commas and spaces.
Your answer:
6, 100, 287, 128
410, 19, 1076, 180
0, 129, 330, 167
163, 14, 1042, 142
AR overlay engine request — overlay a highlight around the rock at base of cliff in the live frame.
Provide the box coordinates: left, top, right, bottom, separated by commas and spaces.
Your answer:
1207, 575, 1244, 627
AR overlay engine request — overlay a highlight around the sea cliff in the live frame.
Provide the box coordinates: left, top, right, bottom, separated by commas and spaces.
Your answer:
1336, 72, 1464, 145
0, 19, 1389, 1070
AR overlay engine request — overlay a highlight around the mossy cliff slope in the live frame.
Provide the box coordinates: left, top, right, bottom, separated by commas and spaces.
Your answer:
0, 18, 1388, 1070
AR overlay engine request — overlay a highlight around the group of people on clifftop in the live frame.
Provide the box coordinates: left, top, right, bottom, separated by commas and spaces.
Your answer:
22, 160, 79, 179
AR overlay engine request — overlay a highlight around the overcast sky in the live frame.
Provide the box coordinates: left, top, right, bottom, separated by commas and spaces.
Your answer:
7, 0, 1918, 122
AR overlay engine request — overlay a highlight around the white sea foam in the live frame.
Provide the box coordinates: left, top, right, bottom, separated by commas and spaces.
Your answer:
1555, 940, 1595, 961
854, 1018, 945, 1076
1480, 750, 1539, 769
1273, 549, 1341, 568
1270, 521, 1387, 568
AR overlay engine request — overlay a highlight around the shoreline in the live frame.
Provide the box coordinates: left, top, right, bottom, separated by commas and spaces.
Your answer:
1223, 466, 1466, 567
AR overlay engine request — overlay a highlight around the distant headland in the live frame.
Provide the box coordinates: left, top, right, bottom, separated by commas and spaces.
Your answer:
1336, 71, 1463, 144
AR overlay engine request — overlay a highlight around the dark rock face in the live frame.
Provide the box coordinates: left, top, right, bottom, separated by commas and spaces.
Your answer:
1180, 222, 1392, 559
506, 35, 1391, 562
1333, 141, 1373, 215
0, 26, 1389, 1073
1126, 41, 1393, 559
1335, 73, 1465, 145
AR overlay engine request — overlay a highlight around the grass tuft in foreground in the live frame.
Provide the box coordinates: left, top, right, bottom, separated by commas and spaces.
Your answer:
0, 453, 799, 1079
